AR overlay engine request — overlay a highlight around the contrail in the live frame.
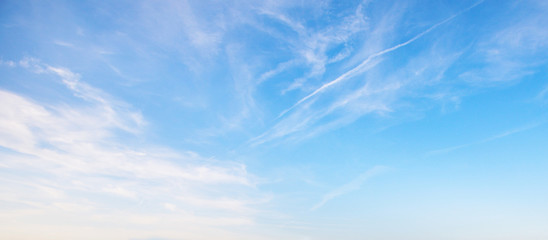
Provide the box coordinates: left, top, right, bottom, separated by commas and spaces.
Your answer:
277, 0, 485, 119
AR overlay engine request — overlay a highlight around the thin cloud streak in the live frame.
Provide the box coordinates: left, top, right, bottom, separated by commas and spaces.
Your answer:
249, 43, 463, 146
426, 121, 544, 156
539, 84, 548, 101
277, 0, 485, 119
311, 166, 387, 211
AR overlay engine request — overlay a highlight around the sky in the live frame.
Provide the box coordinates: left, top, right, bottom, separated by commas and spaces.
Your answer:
1, 0, 548, 239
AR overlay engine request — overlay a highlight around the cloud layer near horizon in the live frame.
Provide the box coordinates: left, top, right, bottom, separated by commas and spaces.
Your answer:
0, 61, 268, 239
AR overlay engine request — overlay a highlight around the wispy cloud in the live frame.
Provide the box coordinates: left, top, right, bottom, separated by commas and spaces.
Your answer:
0, 60, 266, 239
250, 40, 464, 146
459, 2, 548, 85
0, 58, 16, 67
278, 0, 485, 119
426, 121, 545, 156
53, 40, 75, 48
246, 0, 548, 148
538, 84, 548, 101
311, 166, 387, 211
250, 0, 371, 99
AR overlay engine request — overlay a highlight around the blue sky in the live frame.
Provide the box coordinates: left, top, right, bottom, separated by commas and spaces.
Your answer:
1, 0, 548, 239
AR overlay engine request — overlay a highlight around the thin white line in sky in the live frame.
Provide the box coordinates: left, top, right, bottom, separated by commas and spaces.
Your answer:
277, 0, 485, 119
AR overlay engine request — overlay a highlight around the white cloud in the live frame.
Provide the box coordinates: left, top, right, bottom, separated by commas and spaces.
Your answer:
250, 41, 463, 146
0, 59, 16, 67
53, 40, 75, 48
0, 61, 266, 239
259, 1, 370, 93
247, 0, 548, 147
278, 0, 484, 119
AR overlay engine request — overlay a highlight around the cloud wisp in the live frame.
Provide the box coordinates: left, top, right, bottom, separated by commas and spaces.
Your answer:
0, 60, 266, 239
247, 1, 494, 147
311, 166, 387, 211
425, 121, 545, 156
277, 0, 485, 119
